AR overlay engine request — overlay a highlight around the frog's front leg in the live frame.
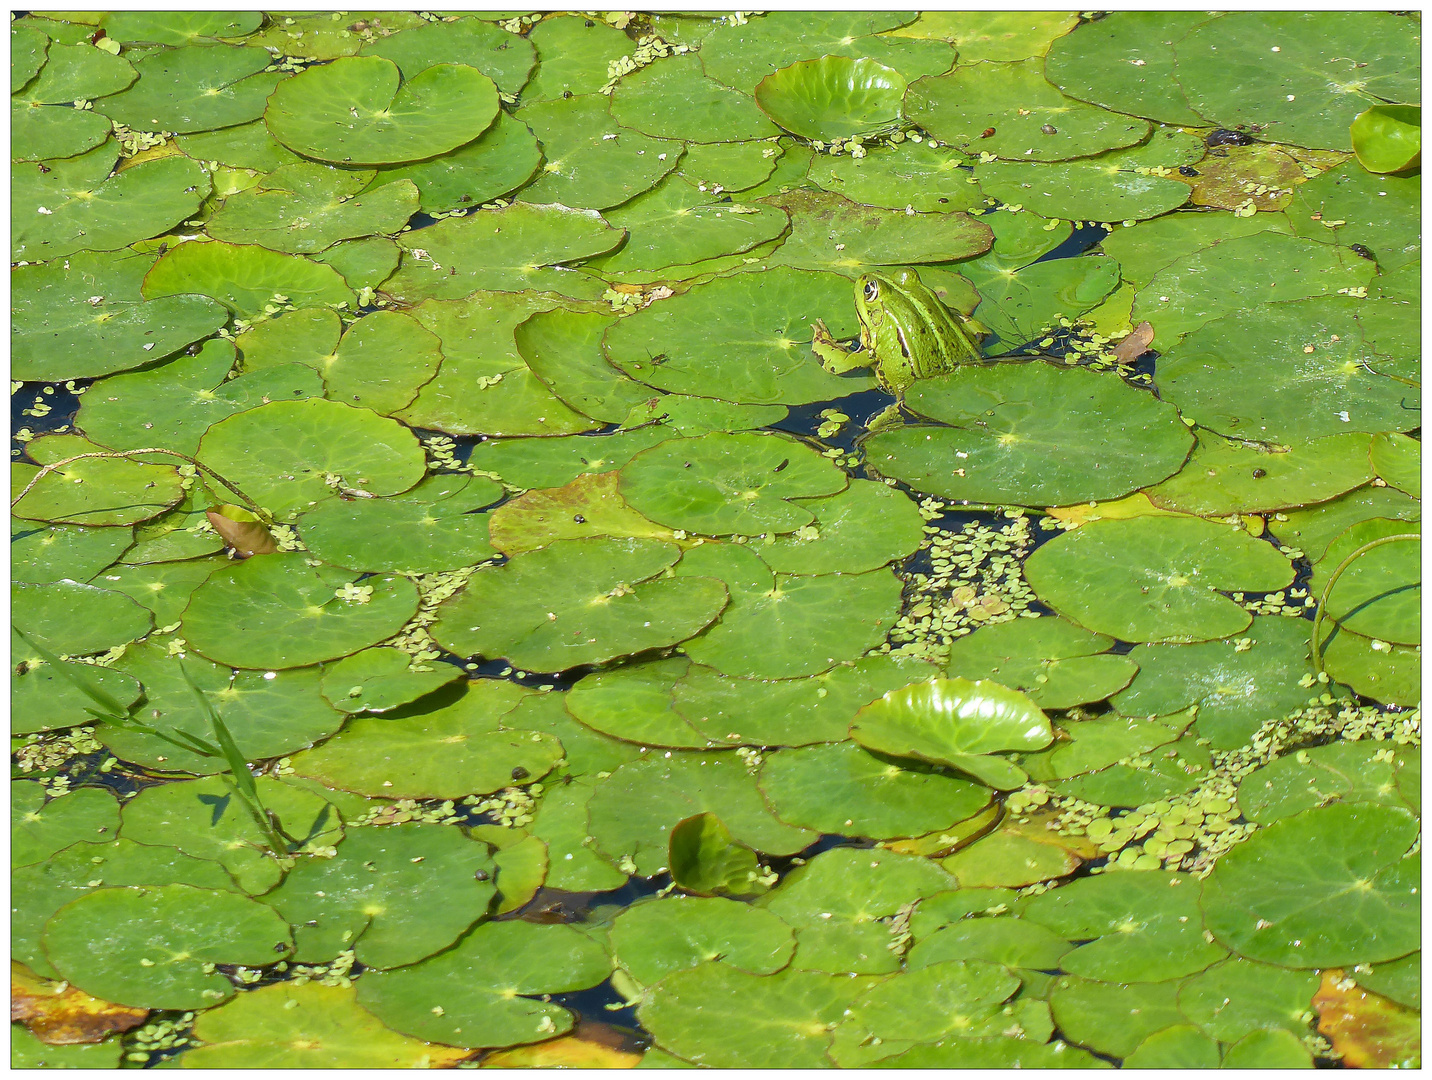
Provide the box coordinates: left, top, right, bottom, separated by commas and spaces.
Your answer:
811, 319, 869, 375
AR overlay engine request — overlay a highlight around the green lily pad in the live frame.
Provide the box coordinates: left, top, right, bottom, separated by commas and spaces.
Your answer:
118, 486, 227, 565
298, 474, 499, 574
42, 884, 290, 1009
1238, 740, 1411, 826
1024, 516, 1295, 643
624, 396, 790, 437
513, 308, 651, 425
433, 538, 727, 671
673, 654, 941, 747
674, 542, 903, 679
311, 236, 400, 291
265, 56, 498, 165
1101, 210, 1292, 291
588, 751, 815, 877
97, 45, 283, 134
265, 822, 496, 969
1352, 104, 1421, 173
502, 688, 641, 779
1113, 616, 1327, 750
1223, 1029, 1316, 1068
196, 398, 425, 520
891, 10, 1080, 61
11, 25, 48, 92
99, 640, 346, 771
142, 240, 355, 317
1288, 161, 1419, 272
619, 432, 847, 536
1050, 976, 1187, 1058
12, 652, 142, 736
1201, 802, 1420, 967
516, 94, 681, 210
669, 812, 765, 898
907, 913, 1072, 974
529, 778, 629, 893
369, 110, 541, 214
77, 339, 322, 456
175, 118, 303, 171
757, 479, 925, 575
247, 11, 427, 62
1178, 956, 1322, 1042
120, 775, 343, 895
1312, 517, 1420, 645
13, 579, 152, 656
610, 52, 781, 143
1133, 231, 1375, 347
1043, 11, 1211, 126
359, 15, 535, 95
288, 680, 562, 799
13, 433, 189, 530
1053, 731, 1213, 808
762, 846, 954, 974
868, 1037, 1108, 1069
486, 471, 677, 555
1155, 300, 1414, 443
1149, 433, 1376, 516
567, 657, 714, 749
91, 557, 218, 626
205, 163, 418, 254
602, 266, 869, 404
101, 10, 261, 44
523, 14, 634, 103
677, 139, 782, 192
808, 138, 983, 213
13, 143, 210, 263
759, 741, 991, 840
840, 959, 1022, 1050
11, 100, 113, 163
969, 252, 1121, 346
12, 41, 133, 154
12, 783, 119, 869
356, 919, 611, 1049
596, 174, 792, 274
180, 551, 419, 669
975, 153, 1193, 226
612, 895, 795, 987
1371, 433, 1420, 497
1027, 710, 1191, 782
11, 519, 133, 584
1124, 1025, 1221, 1069
1322, 625, 1421, 706
13, 248, 228, 382
945, 617, 1138, 710
907, 58, 1151, 161
763, 188, 994, 274
755, 56, 905, 141
386, 202, 623, 303
1173, 12, 1419, 152
1357, 951, 1421, 1011
319, 647, 462, 715
183, 981, 472, 1069
468, 428, 675, 490
639, 963, 877, 1068
1023, 869, 1227, 981
868, 361, 1191, 506
850, 677, 1053, 790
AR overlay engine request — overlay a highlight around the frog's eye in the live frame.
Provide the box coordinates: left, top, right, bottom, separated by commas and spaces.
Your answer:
863, 280, 879, 303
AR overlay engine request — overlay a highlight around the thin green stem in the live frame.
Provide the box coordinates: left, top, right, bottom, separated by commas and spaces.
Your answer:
1309, 532, 1420, 673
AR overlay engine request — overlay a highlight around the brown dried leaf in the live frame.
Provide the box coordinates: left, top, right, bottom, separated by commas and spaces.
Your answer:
11, 961, 148, 1045
1315, 969, 1421, 1069
486, 471, 678, 555
206, 505, 277, 556
482, 1031, 642, 1068
1111, 320, 1154, 365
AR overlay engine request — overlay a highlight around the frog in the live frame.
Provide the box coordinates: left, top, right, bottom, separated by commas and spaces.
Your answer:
810, 268, 986, 396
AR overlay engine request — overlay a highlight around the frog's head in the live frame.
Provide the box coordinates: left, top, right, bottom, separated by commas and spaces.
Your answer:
854, 271, 900, 330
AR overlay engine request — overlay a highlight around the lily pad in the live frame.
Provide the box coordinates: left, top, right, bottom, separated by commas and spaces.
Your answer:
757, 479, 925, 575
183, 981, 472, 1069
12, 248, 228, 382
529, 779, 629, 894
755, 56, 905, 142
1237, 740, 1411, 826
42, 884, 290, 1009
568, 657, 714, 749
808, 138, 984, 213
175, 118, 303, 171
97, 45, 283, 133
868, 361, 1192, 507
523, 14, 634, 103
469, 428, 675, 490
759, 741, 991, 840
674, 543, 904, 679
12, 783, 120, 869
1201, 802, 1420, 967
12, 43, 133, 159
12, 652, 143, 736
1288, 161, 1419, 272
1311, 518, 1420, 645
11, 519, 133, 584
669, 812, 765, 898
867, 1037, 1108, 1069
850, 677, 1053, 790
975, 155, 1193, 226
359, 15, 536, 95
13, 579, 152, 657
486, 470, 677, 555
677, 139, 782, 192
907, 914, 1072, 974
513, 308, 652, 425
1050, 976, 1187, 1058
1352, 104, 1421, 174
1101, 210, 1292, 291
611, 895, 795, 987
355, 920, 611, 1049
906, 59, 1151, 161
945, 617, 1138, 710
142, 240, 355, 317
92, 557, 218, 626
288, 680, 562, 799
11, 25, 49, 92
246, 11, 427, 62
610, 52, 781, 143
588, 751, 815, 877
196, 398, 426, 520
891, 10, 1080, 61
319, 648, 462, 715
265, 56, 499, 165
1124, 1025, 1221, 1069
13, 434, 186, 528
1023, 516, 1295, 643
386, 202, 623, 303
311, 236, 400, 291
602, 266, 869, 404
1370, 432, 1420, 497
1178, 956, 1322, 1043
101, 10, 261, 44
1149, 433, 1376, 516
1052, 731, 1213, 808
180, 551, 419, 669
369, 110, 541, 214
267, 821, 496, 969
1112, 616, 1328, 750
839, 959, 1022, 1048
434, 537, 727, 672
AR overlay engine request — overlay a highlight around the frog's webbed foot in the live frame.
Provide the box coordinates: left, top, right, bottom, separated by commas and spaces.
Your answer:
811, 319, 869, 375
865, 401, 905, 434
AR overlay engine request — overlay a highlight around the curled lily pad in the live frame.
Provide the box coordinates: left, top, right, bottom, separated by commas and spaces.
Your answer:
42, 884, 290, 1010
142, 240, 355, 317
669, 812, 765, 898
850, 677, 1053, 790
180, 551, 419, 670
755, 56, 906, 142
13, 434, 185, 527
1201, 802, 1420, 967
96, 45, 283, 134
320, 647, 463, 715
945, 617, 1138, 710
1024, 516, 1295, 643
431, 537, 728, 672
265, 56, 499, 165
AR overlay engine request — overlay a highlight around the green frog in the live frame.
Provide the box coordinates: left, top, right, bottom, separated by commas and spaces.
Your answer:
811, 269, 986, 395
